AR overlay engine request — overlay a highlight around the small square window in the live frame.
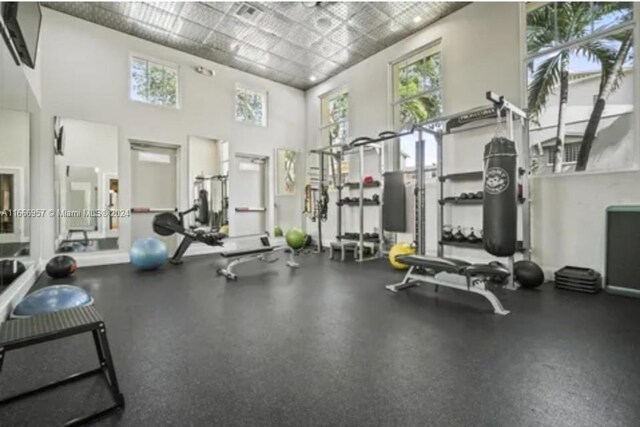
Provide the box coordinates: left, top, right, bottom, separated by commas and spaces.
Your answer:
235, 86, 268, 127
130, 55, 179, 108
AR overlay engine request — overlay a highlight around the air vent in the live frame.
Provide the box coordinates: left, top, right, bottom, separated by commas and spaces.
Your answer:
235, 3, 264, 23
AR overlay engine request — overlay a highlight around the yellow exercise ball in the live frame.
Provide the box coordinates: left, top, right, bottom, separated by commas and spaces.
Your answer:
388, 243, 416, 270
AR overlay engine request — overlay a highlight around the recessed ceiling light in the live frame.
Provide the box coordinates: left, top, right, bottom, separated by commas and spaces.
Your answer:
414, 16, 422, 23
316, 17, 332, 30
309, 76, 317, 82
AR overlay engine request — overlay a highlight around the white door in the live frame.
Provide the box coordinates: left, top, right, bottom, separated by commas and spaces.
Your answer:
130, 143, 178, 251
234, 154, 267, 236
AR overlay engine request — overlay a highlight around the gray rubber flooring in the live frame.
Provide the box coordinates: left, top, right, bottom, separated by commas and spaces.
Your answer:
0, 253, 638, 426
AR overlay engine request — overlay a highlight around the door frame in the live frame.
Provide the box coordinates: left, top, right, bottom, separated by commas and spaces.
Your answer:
233, 152, 273, 237
129, 139, 181, 246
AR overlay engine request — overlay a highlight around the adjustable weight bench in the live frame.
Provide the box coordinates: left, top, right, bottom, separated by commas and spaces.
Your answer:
217, 242, 299, 280
0, 305, 124, 425
386, 254, 511, 315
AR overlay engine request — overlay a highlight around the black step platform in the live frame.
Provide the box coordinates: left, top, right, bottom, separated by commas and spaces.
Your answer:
0, 305, 124, 426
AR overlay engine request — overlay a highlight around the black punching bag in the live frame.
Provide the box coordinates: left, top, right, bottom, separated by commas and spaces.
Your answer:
197, 189, 210, 225
483, 137, 517, 257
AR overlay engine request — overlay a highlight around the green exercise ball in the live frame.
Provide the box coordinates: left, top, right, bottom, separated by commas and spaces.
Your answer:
285, 227, 306, 250
274, 226, 283, 237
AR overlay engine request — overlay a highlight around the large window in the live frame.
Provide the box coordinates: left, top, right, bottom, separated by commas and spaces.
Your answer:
392, 43, 442, 172
320, 88, 349, 146
235, 85, 267, 127
526, 2, 635, 175
130, 55, 179, 108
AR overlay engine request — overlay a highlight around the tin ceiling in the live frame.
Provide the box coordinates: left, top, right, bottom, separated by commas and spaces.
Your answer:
42, 2, 468, 90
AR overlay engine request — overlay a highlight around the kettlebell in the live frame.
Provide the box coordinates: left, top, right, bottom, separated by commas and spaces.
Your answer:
467, 227, 480, 243
442, 225, 453, 241
452, 226, 466, 242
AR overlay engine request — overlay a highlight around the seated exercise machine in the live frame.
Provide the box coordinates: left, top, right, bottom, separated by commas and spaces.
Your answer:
387, 255, 511, 315
152, 209, 299, 280
153, 211, 225, 265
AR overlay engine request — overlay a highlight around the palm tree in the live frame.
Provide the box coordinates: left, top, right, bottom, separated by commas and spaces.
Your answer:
527, 2, 627, 173
399, 54, 442, 125
576, 29, 633, 170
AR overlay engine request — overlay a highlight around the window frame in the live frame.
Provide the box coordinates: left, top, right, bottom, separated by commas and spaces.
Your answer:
389, 40, 443, 172
234, 84, 268, 127
129, 53, 181, 109
391, 40, 443, 130
520, 2, 640, 177
319, 86, 349, 146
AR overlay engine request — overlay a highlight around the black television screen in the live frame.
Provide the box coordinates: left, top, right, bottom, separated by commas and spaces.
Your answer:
2, 2, 41, 69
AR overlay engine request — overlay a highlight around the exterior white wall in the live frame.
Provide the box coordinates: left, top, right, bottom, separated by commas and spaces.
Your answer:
34, 8, 306, 262
305, 2, 640, 275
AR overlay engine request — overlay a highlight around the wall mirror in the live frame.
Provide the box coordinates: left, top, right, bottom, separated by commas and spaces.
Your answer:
54, 117, 119, 253
187, 136, 229, 234
1, 42, 36, 292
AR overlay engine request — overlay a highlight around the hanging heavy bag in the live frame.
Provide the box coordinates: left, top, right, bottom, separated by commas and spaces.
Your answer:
197, 189, 210, 225
483, 136, 517, 257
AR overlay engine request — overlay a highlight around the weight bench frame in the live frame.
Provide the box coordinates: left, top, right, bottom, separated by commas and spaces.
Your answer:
217, 246, 299, 280
0, 305, 124, 425
386, 256, 510, 315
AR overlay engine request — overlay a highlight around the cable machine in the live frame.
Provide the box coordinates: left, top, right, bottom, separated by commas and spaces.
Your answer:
193, 174, 229, 230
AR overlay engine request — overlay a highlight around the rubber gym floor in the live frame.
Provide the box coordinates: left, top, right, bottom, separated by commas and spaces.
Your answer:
1, 254, 638, 426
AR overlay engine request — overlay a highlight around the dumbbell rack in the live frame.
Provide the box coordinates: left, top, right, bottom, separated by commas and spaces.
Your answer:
332, 144, 383, 262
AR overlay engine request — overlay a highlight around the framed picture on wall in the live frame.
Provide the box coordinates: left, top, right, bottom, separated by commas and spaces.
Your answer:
276, 149, 296, 196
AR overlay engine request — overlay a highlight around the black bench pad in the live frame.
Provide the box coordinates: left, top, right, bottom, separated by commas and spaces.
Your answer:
396, 255, 470, 274
220, 246, 278, 258
0, 305, 102, 350
396, 255, 510, 278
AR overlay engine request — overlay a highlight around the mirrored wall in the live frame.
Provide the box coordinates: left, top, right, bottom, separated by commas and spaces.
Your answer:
54, 117, 119, 253
187, 136, 228, 233
1, 39, 36, 292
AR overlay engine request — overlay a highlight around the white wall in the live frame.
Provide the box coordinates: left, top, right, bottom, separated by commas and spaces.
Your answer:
34, 8, 306, 262
305, 2, 640, 275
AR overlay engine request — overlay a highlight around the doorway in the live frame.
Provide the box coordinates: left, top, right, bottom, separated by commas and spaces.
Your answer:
130, 141, 179, 251
233, 153, 268, 236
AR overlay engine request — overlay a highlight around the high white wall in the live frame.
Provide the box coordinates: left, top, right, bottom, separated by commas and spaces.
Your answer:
34, 8, 306, 262
305, 2, 640, 275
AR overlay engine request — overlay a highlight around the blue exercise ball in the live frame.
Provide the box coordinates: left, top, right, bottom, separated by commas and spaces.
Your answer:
12, 285, 93, 318
130, 237, 168, 270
